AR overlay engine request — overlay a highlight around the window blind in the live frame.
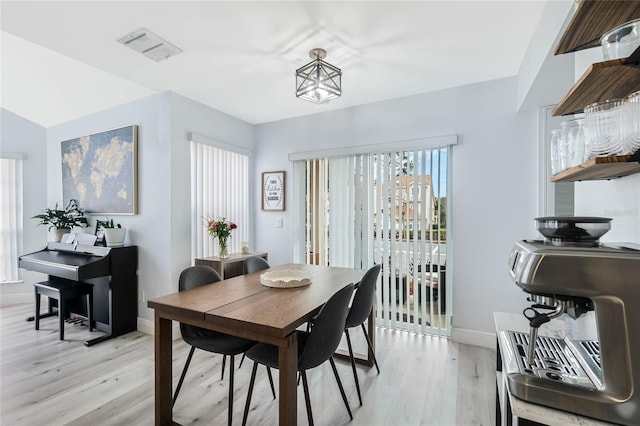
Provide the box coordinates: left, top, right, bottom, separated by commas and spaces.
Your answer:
190, 141, 249, 259
296, 147, 450, 334
1, 156, 23, 282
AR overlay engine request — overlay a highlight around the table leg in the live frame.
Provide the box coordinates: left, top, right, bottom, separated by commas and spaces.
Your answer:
155, 313, 173, 426
279, 332, 298, 426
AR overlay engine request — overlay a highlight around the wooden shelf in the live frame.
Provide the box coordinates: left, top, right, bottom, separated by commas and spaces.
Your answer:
551, 59, 640, 116
555, 0, 640, 55
550, 2, 640, 183
551, 155, 640, 182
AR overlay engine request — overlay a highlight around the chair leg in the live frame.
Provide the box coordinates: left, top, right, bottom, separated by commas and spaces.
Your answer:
345, 329, 363, 406
173, 346, 196, 407
228, 355, 234, 426
58, 296, 66, 341
35, 291, 41, 330
329, 357, 353, 420
222, 354, 227, 380
87, 292, 93, 332
300, 371, 314, 426
266, 366, 276, 399
242, 362, 259, 426
361, 323, 380, 374
238, 353, 245, 369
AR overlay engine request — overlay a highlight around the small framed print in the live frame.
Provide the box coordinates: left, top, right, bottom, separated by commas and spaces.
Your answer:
262, 171, 285, 211
94, 222, 106, 246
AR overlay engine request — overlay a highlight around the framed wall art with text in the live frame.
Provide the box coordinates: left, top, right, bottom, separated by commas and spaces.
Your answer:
262, 171, 285, 211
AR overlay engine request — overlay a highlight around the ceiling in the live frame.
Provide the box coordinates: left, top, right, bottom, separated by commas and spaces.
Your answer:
1, 1, 552, 128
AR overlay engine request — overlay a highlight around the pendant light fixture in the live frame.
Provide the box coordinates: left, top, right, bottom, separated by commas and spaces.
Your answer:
295, 48, 342, 104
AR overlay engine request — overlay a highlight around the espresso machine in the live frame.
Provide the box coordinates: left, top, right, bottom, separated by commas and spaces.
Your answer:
500, 217, 640, 425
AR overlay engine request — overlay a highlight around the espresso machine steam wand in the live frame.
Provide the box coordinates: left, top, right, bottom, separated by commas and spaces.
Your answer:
523, 298, 567, 366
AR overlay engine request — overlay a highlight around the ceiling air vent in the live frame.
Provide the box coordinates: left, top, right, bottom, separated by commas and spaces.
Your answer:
118, 28, 182, 62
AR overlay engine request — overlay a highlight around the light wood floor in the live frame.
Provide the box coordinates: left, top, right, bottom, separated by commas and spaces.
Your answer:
0, 303, 496, 425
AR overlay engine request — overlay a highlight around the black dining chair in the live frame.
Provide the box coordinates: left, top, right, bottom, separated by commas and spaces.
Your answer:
243, 256, 270, 274
242, 283, 356, 426
174, 265, 274, 425
344, 264, 382, 406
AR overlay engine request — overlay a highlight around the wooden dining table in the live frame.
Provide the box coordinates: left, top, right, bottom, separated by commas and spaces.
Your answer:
148, 263, 369, 426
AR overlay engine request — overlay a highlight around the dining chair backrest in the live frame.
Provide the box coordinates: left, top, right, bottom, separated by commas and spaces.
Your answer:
298, 283, 355, 371
178, 265, 222, 340
345, 265, 381, 329
244, 256, 270, 274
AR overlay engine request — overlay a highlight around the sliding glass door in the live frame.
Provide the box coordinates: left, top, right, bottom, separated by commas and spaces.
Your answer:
295, 147, 450, 335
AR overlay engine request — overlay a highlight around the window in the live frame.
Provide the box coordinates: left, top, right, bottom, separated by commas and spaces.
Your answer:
293, 142, 451, 335
1, 155, 24, 283
190, 134, 250, 259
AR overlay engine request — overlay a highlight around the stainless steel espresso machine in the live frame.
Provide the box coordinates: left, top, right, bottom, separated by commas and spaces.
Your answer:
500, 216, 640, 425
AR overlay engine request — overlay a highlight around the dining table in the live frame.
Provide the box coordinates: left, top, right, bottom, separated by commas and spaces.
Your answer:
147, 262, 369, 426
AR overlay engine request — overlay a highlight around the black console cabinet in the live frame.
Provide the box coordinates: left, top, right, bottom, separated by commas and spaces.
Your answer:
83, 246, 138, 346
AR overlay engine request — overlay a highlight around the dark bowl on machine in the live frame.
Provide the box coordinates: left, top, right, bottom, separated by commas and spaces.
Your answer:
535, 216, 612, 246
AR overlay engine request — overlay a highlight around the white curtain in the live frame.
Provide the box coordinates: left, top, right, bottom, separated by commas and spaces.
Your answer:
328, 155, 372, 269
1, 156, 23, 282
190, 138, 249, 259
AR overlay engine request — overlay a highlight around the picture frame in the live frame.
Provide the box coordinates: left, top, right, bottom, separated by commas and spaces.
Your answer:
61, 125, 138, 215
262, 171, 285, 211
94, 222, 106, 246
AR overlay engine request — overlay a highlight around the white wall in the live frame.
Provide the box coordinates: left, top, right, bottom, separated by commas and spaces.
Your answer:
517, 0, 575, 112
574, 176, 640, 244
254, 76, 538, 335
8, 92, 256, 325
45, 94, 173, 323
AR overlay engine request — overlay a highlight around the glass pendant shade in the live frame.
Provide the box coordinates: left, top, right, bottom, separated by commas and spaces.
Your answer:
296, 48, 342, 104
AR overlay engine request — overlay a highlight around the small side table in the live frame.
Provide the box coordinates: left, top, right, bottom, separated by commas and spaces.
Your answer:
195, 252, 268, 279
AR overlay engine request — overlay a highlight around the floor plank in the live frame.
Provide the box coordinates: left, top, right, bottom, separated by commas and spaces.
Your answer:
0, 303, 496, 425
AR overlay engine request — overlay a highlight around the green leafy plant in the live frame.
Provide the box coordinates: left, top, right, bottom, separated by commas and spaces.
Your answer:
96, 217, 122, 229
32, 199, 89, 231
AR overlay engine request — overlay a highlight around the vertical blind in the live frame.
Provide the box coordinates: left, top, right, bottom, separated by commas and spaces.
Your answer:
190, 141, 249, 259
0, 157, 23, 282
298, 147, 449, 334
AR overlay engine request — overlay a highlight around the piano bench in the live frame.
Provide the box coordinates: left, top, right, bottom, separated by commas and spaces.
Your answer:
34, 280, 94, 341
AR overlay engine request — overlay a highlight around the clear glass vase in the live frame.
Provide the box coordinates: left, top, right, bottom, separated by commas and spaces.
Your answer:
218, 236, 229, 259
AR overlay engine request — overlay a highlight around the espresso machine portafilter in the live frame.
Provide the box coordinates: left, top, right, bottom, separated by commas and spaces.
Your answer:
522, 296, 566, 365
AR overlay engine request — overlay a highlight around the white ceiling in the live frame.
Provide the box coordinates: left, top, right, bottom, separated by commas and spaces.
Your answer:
0, 1, 551, 128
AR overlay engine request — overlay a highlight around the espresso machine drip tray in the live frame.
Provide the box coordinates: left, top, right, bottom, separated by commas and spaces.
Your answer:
503, 331, 598, 390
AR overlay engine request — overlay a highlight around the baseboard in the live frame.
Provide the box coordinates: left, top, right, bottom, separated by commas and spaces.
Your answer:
137, 316, 181, 340
451, 326, 496, 349
137, 316, 154, 336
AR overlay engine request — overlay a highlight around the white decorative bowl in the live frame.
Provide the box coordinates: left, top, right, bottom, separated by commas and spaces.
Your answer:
260, 270, 311, 288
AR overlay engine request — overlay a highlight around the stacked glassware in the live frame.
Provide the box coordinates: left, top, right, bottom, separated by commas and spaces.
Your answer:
551, 93, 640, 175
625, 91, 640, 155
550, 118, 586, 175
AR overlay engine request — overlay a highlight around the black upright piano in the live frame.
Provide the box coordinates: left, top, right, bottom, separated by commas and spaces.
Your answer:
19, 242, 138, 346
